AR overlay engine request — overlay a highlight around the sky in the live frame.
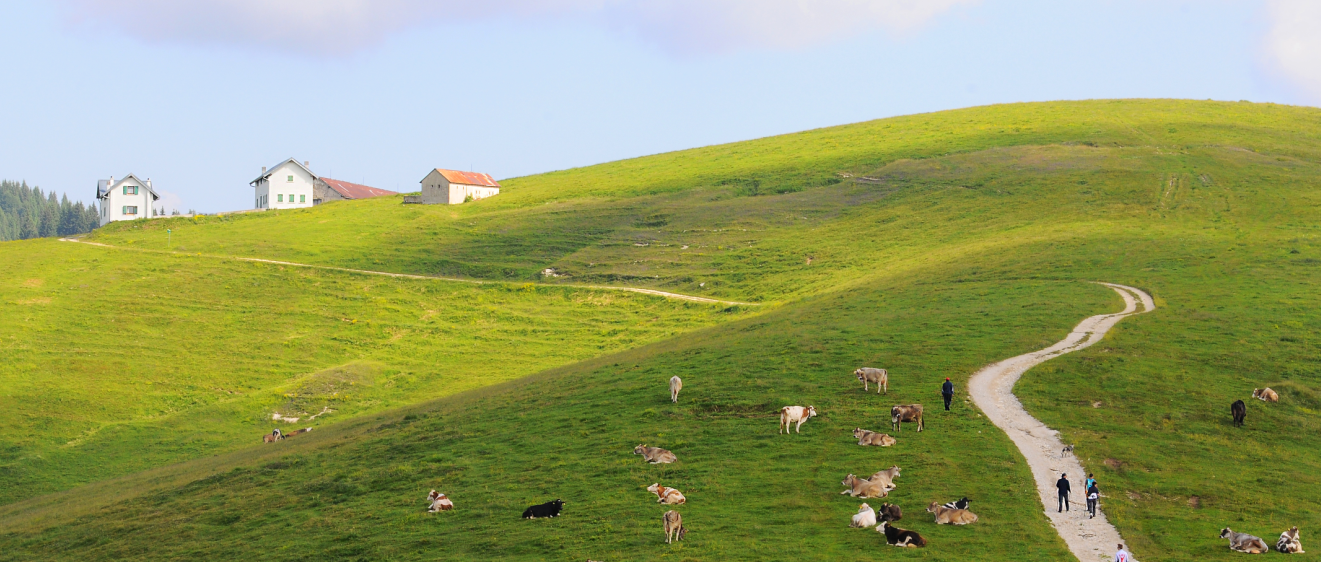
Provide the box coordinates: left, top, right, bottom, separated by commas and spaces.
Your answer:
0, 0, 1318, 213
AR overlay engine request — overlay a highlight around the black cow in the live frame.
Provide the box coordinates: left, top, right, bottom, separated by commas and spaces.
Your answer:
522, 499, 565, 519
1231, 400, 1246, 427
878, 503, 903, 522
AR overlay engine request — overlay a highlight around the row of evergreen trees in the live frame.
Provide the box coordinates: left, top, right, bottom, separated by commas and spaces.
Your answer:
0, 180, 101, 241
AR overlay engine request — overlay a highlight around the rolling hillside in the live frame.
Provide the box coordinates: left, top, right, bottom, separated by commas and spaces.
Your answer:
3, 99, 1321, 561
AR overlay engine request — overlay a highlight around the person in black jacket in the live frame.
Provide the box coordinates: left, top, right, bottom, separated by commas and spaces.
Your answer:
1057, 473, 1071, 512
941, 378, 954, 410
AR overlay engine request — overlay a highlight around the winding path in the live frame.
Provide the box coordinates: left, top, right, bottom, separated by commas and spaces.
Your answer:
968, 282, 1155, 562
58, 237, 754, 306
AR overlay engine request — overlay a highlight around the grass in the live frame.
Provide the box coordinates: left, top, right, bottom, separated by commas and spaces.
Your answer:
3, 99, 1321, 560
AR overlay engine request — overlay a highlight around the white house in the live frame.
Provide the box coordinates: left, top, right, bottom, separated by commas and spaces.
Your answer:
419, 169, 501, 204
96, 173, 161, 226
251, 158, 316, 210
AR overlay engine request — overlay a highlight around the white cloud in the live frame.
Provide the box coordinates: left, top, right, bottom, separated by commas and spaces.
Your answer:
58, 0, 976, 56
1263, 0, 1321, 101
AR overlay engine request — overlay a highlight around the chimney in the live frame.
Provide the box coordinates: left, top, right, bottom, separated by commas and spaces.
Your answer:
146, 178, 152, 188
262, 166, 267, 173
304, 161, 309, 167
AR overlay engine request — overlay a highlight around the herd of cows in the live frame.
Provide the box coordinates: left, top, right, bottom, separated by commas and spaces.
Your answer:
253, 369, 1306, 555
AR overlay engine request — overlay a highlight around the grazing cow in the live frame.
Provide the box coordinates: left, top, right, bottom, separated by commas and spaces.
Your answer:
262, 429, 284, 443
779, 405, 818, 434
523, 499, 565, 519
851, 503, 877, 528
840, 474, 890, 499
853, 428, 897, 447
891, 404, 924, 432
854, 368, 888, 394
426, 490, 454, 512
868, 466, 902, 492
1253, 388, 1279, 403
633, 445, 678, 464
1231, 400, 1247, 427
646, 483, 687, 505
670, 376, 683, 403
927, 502, 978, 525
877, 503, 903, 522
941, 497, 971, 510
877, 521, 927, 548
663, 510, 686, 544
1277, 526, 1305, 554
285, 427, 313, 438
1220, 528, 1269, 554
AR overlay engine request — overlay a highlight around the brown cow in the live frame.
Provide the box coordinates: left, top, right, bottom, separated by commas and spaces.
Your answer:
663, 510, 686, 544
891, 404, 924, 432
840, 474, 890, 499
855, 368, 888, 394
853, 428, 896, 446
877, 503, 903, 522
634, 445, 678, 464
927, 502, 978, 525
1253, 388, 1279, 402
262, 429, 284, 443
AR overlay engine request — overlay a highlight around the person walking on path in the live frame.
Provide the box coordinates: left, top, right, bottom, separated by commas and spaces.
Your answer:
1087, 482, 1100, 519
1114, 543, 1133, 562
941, 377, 954, 411
1085, 473, 1096, 492
1056, 473, 1071, 512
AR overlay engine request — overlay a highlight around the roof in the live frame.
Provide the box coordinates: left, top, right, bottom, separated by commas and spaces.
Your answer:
251, 158, 318, 185
428, 169, 501, 188
319, 177, 398, 200
98, 173, 161, 201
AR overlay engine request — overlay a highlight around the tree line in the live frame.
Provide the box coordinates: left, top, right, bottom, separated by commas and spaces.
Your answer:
0, 180, 100, 241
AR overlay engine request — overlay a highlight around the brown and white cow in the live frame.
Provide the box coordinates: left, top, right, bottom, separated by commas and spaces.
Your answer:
670, 376, 683, 403
262, 429, 284, 443
779, 405, 818, 434
426, 490, 454, 512
646, 483, 687, 505
663, 510, 686, 544
853, 428, 897, 447
1278, 526, 1305, 554
891, 404, 924, 432
285, 427, 313, 438
855, 368, 888, 394
1253, 387, 1279, 402
634, 444, 678, 464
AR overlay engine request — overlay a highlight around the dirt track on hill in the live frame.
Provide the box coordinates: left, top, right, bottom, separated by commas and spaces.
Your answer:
968, 282, 1155, 562
58, 237, 754, 306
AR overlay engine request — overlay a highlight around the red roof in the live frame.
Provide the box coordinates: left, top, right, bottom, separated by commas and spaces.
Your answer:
320, 177, 398, 200
435, 169, 501, 188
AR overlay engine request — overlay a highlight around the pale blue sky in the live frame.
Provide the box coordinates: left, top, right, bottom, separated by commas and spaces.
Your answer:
0, 0, 1316, 212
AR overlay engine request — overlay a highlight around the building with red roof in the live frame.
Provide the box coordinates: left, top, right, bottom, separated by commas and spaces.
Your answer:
314, 177, 398, 204
418, 168, 501, 204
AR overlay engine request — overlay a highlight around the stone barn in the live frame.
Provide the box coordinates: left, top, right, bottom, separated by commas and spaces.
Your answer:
418, 168, 501, 204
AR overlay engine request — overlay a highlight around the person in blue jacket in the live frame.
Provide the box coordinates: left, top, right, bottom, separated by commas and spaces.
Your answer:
941, 377, 954, 410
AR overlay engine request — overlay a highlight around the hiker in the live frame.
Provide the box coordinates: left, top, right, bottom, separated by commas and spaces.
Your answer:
1087, 482, 1100, 519
1114, 543, 1132, 562
1085, 473, 1096, 492
941, 377, 954, 411
1056, 473, 1070, 512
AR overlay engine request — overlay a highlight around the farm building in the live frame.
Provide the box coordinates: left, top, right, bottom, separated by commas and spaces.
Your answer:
314, 177, 398, 205
418, 169, 501, 204
96, 173, 161, 226
251, 158, 316, 210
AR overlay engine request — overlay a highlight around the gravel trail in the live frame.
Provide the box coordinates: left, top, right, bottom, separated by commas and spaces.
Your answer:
968, 282, 1154, 562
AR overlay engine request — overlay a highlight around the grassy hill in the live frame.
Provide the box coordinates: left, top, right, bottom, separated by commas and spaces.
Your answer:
3, 99, 1321, 561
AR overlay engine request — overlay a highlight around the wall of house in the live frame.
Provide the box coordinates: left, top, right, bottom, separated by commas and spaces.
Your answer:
257, 162, 315, 210
313, 180, 348, 205
420, 170, 449, 204
448, 184, 500, 204
100, 180, 155, 226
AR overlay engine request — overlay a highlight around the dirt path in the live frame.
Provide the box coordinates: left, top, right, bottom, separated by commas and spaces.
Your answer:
58, 237, 754, 306
968, 282, 1155, 562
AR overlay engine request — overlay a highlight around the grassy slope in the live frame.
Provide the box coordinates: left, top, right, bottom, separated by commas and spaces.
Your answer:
4, 99, 1321, 560
0, 239, 747, 504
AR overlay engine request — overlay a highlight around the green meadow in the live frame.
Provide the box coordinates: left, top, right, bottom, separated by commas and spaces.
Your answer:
2, 99, 1321, 561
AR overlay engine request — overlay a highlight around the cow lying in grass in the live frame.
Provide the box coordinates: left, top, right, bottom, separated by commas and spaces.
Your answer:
1253, 387, 1279, 402
663, 510, 686, 544
633, 445, 677, 464
850, 503, 877, 528
891, 404, 924, 432
868, 466, 902, 492
262, 429, 283, 443
841, 474, 890, 499
523, 499, 565, 519
426, 490, 454, 512
877, 503, 902, 522
853, 428, 896, 446
854, 367, 888, 394
877, 521, 926, 547
286, 427, 312, 437
1221, 528, 1269, 553
646, 483, 686, 505
1278, 526, 1305, 554
779, 405, 817, 434
941, 497, 970, 510
927, 502, 978, 525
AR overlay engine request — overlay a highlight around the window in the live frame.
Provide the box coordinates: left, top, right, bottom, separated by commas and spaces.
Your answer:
287, 175, 294, 182
123, 206, 138, 215
123, 185, 138, 195
299, 194, 305, 203
277, 194, 283, 203
288, 194, 293, 203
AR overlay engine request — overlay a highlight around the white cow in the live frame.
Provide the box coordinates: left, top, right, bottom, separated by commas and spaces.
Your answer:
670, 376, 683, 403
